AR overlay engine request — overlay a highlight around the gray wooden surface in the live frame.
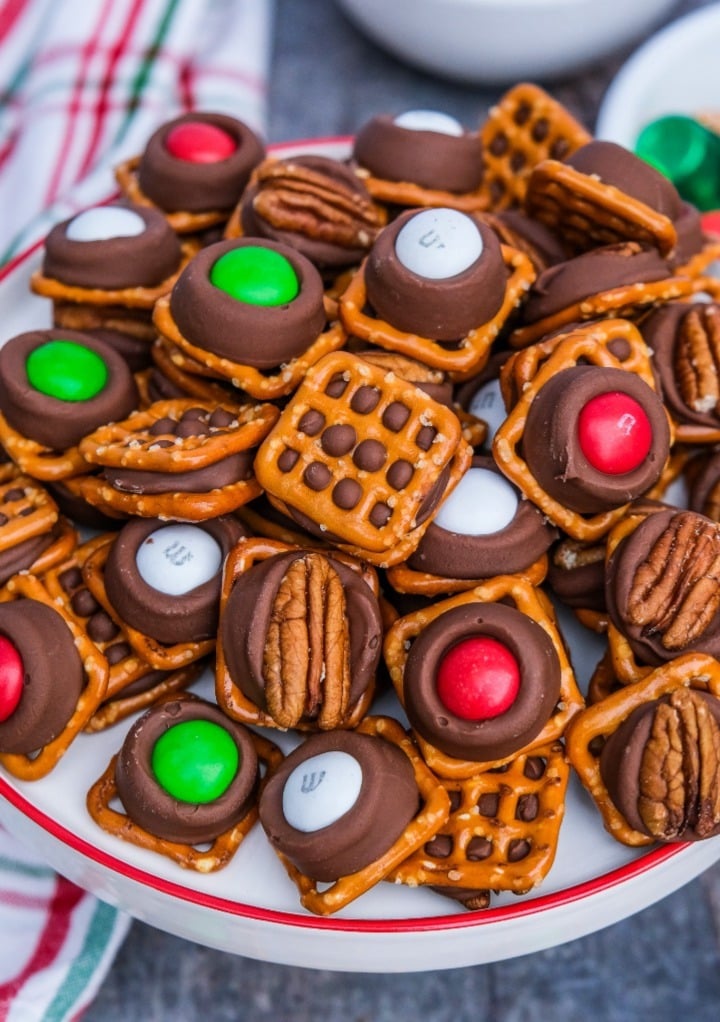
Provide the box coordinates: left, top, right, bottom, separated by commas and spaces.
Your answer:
86, 1, 720, 1018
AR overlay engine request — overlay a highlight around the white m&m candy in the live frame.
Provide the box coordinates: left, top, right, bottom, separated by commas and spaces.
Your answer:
66, 206, 146, 242
395, 208, 483, 280
281, 751, 362, 832
393, 110, 464, 137
433, 467, 519, 536
468, 379, 507, 443
135, 524, 223, 596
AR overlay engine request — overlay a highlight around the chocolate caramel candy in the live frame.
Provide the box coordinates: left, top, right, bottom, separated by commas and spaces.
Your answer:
258, 729, 418, 881
137, 112, 265, 214
42, 202, 182, 290
115, 697, 259, 844
0, 599, 83, 754
599, 687, 720, 842
169, 238, 326, 368
104, 516, 245, 645
364, 208, 507, 340
353, 110, 483, 194
403, 602, 561, 762
220, 550, 383, 729
605, 507, 720, 666
406, 455, 556, 579
522, 364, 670, 515
0, 329, 139, 451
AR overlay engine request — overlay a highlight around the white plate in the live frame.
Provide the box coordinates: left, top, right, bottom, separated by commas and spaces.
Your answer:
1, 139, 720, 972
596, 2, 720, 148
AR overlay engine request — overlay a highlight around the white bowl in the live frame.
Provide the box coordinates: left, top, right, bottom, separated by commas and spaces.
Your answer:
336, 0, 680, 84
597, 3, 720, 150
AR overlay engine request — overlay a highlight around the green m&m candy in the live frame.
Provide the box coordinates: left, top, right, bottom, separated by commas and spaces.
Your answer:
26, 339, 108, 401
151, 719, 239, 804
209, 245, 299, 306
635, 114, 720, 212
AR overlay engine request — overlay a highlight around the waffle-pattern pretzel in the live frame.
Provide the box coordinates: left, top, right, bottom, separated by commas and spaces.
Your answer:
387, 741, 569, 894
87, 661, 205, 733
0, 473, 78, 584
565, 652, 720, 846
87, 723, 283, 871
493, 330, 674, 542
81, 536, 215, 670
524, 160, 678, 257
271, 715, 451, 915
508, 270, 694, 349
114, 156, 231, 234
153, 293, 347, 401
51, 302, 157, 343
339, 245, 535, 376
383, 576, 584, 779
74, 473, 263, 521
30, 239, 195, 310
215, 536, 379, 730
254, 351, 473, 566
352, 162, 488, 214
0, 411, 89, 481
234, 499, 330, 549
479, 82, 592, 211
0, 572, 109, 780
499, 318, 657, 411
384, 551, 548, 597
150, 337, 244, 403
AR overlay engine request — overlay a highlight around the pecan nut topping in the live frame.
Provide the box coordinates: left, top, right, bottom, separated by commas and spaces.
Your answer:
626, 511, 720, 650
263, 552, 351, 729
251, 159, 384, 250
674, 304, 720, 416
638, 687, 720, 840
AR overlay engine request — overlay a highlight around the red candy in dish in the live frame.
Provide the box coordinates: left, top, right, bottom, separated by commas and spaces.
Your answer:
577, 391, 653, 474
0, 635, 24, 722
436, 636, 520, 721
165, 121, 237, 163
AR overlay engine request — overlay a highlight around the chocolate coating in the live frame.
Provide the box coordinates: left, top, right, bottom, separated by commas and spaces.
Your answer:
599, 692, 720, 841
102, 449, 254, 495
688, 451, 720, 519
641, 301, 720, 429
670, 202, 706, 267
480, 209, 566, 272
42, 202, 182, 290
365, 212, 506, 340
240, 155, 380, 268
0, 529, 57, 586
137, 112, 265, 214
546, 539, 607, 612
115, 697, 259, 844
104, 515, 245, 645
0, 329, 139, 450
605, 508, 720, 664
407, 455, 557, 579
0, 599, 84, 754
521, 243, 672, 324
403, 602, 561, 762
169, 238, 326, 368
565, 140, 684, 220
522, 365, 670, 515
221, 550, 383, 718
353, 115, 483, 193
258, 729, 418, 881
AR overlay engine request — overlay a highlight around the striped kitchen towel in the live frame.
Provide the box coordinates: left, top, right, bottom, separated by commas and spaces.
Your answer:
0, 0, 272, 1017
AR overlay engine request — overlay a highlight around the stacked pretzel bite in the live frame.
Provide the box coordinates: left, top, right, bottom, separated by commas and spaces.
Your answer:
4, 84, 720, 915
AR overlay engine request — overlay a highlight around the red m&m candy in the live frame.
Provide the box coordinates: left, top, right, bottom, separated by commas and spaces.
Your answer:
436, 636, 520, 721
577, 391, 653, 475
0, 636, 24, 722
165, 121, 237, 164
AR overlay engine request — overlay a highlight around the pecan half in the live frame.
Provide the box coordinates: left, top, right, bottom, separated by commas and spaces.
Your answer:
263, 553, 351, 729
252, 159, 383, 250
674, 305, 720, 416
638, 687, 720, 839
626, 511, 720, 649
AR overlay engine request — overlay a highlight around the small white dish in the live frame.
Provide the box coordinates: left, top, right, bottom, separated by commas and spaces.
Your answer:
336, 0, 680, 84
597, 3, 720, 149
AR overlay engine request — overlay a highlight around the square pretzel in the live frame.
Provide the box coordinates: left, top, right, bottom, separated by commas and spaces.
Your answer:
254, 350, 473, 566
0, 473, 78, 580
384, 550, 548, 597
493, 326, 673, 542
215, 536, 379, 731
383, 576, 584, 779
0, 411, 90, 481
271, 715, 451, 915
565, 652, 720, 846
387, 741, 569, 894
